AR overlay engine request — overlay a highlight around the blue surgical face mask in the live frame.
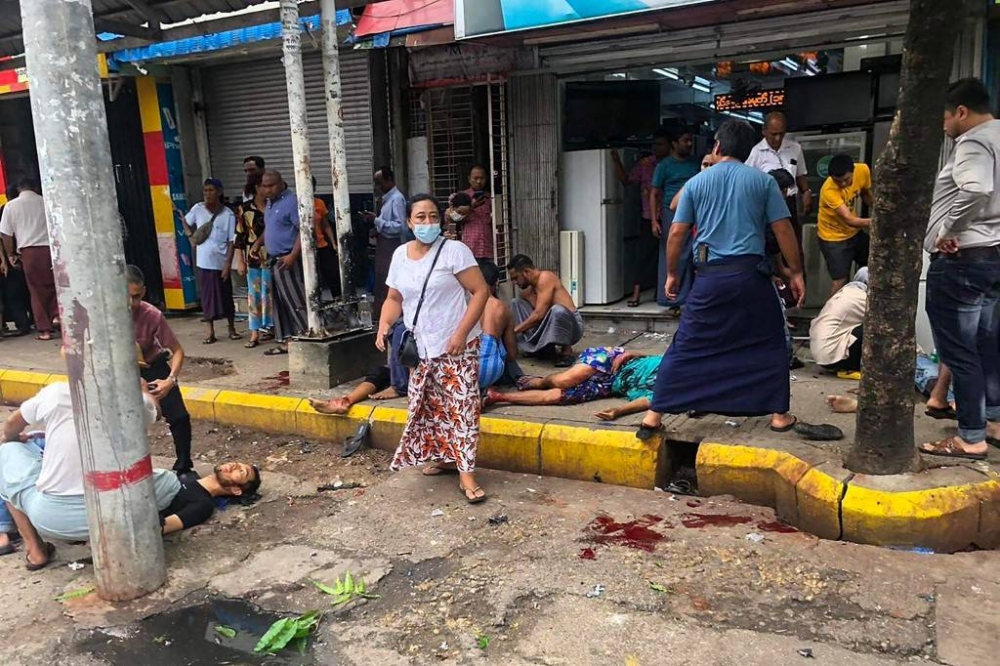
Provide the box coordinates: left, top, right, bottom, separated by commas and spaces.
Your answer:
412, 224, 441, 245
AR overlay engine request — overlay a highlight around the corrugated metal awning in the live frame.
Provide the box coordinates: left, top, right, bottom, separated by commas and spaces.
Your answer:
0, 0, 376, 58
355, 0, 453, 38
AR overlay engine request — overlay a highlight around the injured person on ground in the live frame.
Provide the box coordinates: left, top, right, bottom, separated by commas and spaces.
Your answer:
0, 380, 261, 571
483, 346, 661, 421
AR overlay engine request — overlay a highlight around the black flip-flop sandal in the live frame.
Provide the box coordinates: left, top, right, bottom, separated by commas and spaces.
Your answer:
202, 336, 217, 345
264, 346, 288, 356
636, 423, 665, 441
554, 356, 575, 368
25, 541, 55, 572
423, 465, 459, 476
459, 485, 487, 504
793, 422, 845, 441
770, 416, 798, 433
925, 406, 957, 420
627, 299, 640, 308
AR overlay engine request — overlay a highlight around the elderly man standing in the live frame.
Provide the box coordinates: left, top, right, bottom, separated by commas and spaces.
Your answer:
919, 78, 1000, 462
363, 166, 407, 318
261, 169, 307, 355
746, 112, 811, 272
0, 178, 59, 341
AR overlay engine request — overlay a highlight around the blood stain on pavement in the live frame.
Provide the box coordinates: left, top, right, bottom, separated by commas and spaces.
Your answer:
580, 514, 667, 552
756, 520, 799, 533
680, 513, 753, 529
579, 547, 597, 560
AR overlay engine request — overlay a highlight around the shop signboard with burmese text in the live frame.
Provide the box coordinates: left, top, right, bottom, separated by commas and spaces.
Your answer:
455, 0, 714, 39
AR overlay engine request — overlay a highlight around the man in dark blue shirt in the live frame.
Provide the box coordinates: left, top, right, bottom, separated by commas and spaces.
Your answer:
262, 169, 307, 354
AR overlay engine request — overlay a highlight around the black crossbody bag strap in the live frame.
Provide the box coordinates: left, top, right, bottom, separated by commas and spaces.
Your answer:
410, 239, 447, 329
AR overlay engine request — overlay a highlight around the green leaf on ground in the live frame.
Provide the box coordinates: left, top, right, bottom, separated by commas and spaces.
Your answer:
476, 634, 490, 650
255, 611, 322, 654
55, 586, 95, 602
312, 579, 339, 596
320, 571, 377, 606
649, 582, 668, 593
214, 625, 237, 639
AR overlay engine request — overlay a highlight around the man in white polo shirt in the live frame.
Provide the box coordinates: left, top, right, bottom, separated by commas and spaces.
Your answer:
746, 112, 812, 274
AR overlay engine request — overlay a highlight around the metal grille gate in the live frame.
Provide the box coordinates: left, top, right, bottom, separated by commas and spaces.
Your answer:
418, 80, 511, 272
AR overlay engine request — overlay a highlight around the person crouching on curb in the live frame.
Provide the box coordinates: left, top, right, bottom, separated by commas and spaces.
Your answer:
377, 194, 490, 503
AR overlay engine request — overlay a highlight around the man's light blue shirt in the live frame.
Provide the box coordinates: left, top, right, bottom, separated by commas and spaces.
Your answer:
674, 161, 791, 262
375, 187, 407, 239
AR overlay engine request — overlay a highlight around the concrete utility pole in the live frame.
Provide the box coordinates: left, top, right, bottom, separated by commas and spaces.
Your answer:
280, 0, 324, 335
320, 0, 357, 307
20, 0, 166, 600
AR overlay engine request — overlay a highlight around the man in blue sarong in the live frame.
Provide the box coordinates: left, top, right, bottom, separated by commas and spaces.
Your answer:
635, 120, 840, 442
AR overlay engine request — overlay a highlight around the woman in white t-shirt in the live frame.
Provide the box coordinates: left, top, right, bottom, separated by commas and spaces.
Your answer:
377, 194, 490, 503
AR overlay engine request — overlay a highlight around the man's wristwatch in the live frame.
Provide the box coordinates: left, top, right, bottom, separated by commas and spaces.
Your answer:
168, 375, 179, 388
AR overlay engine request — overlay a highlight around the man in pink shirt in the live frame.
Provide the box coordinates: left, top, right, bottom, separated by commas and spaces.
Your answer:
613, 130, 671, 306
127, 265, 193, 473
457, 165, 495, 262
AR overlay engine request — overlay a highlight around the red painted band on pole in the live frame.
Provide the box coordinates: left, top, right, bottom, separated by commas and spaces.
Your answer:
85, 455, 154, 492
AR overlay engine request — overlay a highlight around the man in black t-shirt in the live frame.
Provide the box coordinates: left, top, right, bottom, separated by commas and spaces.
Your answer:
160, 462, 261, 534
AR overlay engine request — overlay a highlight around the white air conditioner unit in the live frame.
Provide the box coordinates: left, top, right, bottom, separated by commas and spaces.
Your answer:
560, 230, 584, 308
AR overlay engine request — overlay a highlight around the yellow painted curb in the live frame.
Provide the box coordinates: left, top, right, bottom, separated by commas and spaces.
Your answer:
179, 387, 220, 422
368, 405, 408, 453
479, 416, 543, 476
213, 390, 302, 434
696, 443, 812, 512
0, 370, 52, 405
977, 478, 1000, 549
540, 423, 659, 489
841, 480, 992, 552
295, 401, 372, 442
793, 465, 846, 541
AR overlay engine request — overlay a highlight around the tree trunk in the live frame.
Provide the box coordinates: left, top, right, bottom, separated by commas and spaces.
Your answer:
846, 0, 974, 475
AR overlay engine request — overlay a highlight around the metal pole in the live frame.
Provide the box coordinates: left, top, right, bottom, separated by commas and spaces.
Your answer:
280, 0, 323, 335
20, 0, 166, 601
320, 0, 357, 308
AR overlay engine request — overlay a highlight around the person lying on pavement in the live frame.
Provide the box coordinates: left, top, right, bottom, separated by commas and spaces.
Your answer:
484, 347, 660, 421
0, 380, 261, 570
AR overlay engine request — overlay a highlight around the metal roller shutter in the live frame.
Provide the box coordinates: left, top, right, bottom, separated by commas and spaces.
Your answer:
202, 49, 373, 195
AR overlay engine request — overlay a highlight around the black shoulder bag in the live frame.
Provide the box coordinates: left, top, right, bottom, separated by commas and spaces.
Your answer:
396, 239, 447, 368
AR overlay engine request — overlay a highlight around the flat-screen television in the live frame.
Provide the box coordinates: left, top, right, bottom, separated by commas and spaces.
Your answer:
563, 81, 661, 150
784, 72, 874, 131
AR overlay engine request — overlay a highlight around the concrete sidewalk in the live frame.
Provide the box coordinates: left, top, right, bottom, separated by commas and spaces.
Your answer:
1, 312, 998, 552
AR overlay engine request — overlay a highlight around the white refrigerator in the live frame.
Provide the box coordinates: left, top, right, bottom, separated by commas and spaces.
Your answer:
560, 149, 630, 305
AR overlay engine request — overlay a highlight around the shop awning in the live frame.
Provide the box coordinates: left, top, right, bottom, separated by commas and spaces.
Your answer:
0, 0, 378, 58
355, 0, 454, 40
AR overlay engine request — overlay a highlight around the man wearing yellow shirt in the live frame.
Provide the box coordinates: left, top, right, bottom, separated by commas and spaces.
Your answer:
817, 155, 875, 297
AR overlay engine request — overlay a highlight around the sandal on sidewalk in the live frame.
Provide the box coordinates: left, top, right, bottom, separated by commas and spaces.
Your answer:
423, 464, 459, 476
25, 542, 55, 572
203, 335, 217, 345
770, 416, 798, 433
228, 330, 242, 341
264, 346, 288, 356
245, 339, 260, 349
459, 484, 486, 504
925, 406, 957, 420
919, 437, 987, 461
